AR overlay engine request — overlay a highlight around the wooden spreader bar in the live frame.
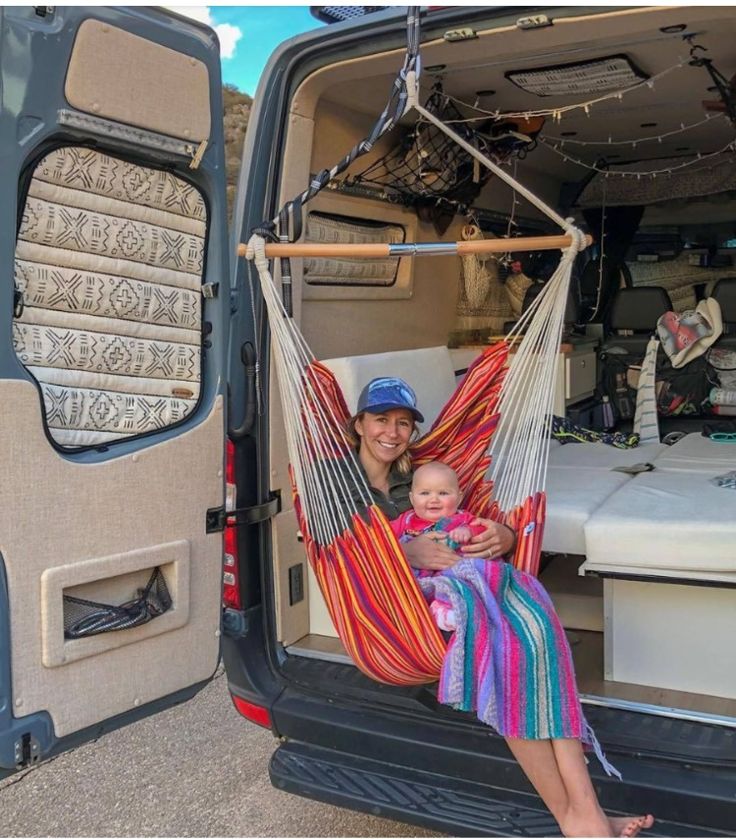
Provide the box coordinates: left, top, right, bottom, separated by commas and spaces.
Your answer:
239, 233, 592, 260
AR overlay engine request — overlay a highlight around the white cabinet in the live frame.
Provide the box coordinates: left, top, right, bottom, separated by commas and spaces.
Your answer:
451, 341, 598, 418
553, 342, 598, 416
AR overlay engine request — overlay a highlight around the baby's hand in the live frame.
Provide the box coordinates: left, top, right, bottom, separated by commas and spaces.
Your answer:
448, 525, 473, 545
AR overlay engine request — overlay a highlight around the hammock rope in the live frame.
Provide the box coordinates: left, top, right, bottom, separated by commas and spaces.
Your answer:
241, 7, 590, 685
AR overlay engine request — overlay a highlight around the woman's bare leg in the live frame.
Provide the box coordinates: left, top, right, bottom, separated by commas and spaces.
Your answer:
552, 739, 654, 838
548, 738, 613, 836
507, 738, 653, 837
505, 738, 611, 837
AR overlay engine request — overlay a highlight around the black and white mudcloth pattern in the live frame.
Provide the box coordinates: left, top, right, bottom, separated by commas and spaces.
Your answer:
13, 146, 206, 446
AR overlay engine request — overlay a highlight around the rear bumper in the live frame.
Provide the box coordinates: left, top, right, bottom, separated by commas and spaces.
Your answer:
268, 663, 736, 837
270, 739, 732, 838
223, 620, 736, 835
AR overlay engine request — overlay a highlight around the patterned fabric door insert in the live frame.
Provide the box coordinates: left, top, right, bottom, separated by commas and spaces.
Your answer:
13, 146, 206, 447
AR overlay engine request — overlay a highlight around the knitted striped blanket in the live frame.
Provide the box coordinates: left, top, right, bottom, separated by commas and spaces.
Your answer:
417, 558, 620, 776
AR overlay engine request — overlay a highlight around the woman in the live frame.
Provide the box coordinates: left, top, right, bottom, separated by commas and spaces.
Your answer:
345, 376, 654, 839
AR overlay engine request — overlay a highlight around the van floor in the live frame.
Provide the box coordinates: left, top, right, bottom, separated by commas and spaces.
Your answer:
288, 631, 736, 722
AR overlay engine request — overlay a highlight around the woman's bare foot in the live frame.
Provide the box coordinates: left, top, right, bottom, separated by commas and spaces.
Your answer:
609, 814, 655, 837
559, 805, 614, 837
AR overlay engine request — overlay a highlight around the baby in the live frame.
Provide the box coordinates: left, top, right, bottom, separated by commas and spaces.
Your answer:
391, 461, 487, 631
390, 461, 485, 553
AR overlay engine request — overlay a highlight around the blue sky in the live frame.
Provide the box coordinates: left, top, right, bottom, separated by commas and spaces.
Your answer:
212, 6, 323, 95
169, 6, 324, 96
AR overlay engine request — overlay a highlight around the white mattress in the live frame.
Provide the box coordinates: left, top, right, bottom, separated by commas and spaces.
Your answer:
543, 467, 631, 555
548, 441, 667, 469
654, 432, 736, 471
582, 467, 736, 578
540, 441, 667, 554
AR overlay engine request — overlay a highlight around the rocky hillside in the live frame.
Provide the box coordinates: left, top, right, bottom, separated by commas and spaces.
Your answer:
222, 83, 252, 216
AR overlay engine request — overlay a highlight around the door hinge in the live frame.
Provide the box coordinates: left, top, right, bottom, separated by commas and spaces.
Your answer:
206, 491, 281, 533
202, 282, 219, 299
516, 14, 552, 30
443, 27, 477, 42
14, 732, 41, 769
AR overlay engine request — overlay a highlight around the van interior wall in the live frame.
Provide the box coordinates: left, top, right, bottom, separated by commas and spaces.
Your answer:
300, 99, 461, 359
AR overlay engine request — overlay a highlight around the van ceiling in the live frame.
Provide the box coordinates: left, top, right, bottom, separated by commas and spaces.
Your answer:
318, 6, 736, 184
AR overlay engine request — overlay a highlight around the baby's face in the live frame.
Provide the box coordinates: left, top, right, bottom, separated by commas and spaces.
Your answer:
410, 472, 462, 522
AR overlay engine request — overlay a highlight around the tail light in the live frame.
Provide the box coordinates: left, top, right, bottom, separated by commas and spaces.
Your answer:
230, 694, 272, 729
223, 439, 242, 609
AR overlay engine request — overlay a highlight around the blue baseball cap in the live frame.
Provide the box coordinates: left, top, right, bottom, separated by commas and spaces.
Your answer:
356, 377, 424, 423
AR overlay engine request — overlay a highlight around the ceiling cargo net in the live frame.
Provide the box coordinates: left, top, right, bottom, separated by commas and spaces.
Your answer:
354, 85, 494, 205
352, 83, 542, 212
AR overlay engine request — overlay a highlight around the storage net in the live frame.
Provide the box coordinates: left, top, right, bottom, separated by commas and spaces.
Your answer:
353, 84, 494, 203
63, 567, 172, 639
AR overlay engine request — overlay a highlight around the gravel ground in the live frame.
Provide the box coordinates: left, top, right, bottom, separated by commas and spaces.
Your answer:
0, 669, 442, 838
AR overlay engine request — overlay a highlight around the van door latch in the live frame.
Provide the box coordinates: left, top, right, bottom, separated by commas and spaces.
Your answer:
206, 492, 281, 533
14, 733, 40, 769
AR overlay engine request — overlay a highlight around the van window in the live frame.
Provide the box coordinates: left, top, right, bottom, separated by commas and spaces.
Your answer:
304, 211, 404, 287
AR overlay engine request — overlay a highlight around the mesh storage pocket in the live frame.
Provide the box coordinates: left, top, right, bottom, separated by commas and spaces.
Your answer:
63, 567, 172, 639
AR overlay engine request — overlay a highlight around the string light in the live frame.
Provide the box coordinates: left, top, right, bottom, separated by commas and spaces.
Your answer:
543, 113, 726, 147
540, 137, 736, 178
437, 59, 687, 123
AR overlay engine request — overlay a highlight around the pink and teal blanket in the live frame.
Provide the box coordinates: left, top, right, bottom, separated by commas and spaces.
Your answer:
416, 558, 620, 776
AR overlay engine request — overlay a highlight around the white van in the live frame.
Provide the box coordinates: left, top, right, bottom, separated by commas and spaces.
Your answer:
2, 6, 735, 835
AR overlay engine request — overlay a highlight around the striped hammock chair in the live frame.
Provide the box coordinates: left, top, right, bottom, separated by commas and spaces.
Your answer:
241, 10, 590, 687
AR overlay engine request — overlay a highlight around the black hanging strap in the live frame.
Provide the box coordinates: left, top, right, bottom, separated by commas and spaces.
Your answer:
687, 36, 736, 126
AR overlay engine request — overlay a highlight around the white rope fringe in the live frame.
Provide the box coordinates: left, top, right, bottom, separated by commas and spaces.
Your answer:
247, 235, 374, 546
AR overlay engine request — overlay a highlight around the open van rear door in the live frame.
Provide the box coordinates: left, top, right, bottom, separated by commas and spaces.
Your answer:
0, 6, 230, 774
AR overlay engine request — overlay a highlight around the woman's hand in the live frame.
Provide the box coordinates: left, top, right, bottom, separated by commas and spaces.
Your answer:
460, 518, 515, 560
403, 532, 460, 571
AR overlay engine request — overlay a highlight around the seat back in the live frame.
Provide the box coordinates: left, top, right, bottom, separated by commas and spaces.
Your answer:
711, 278, 736, 333
321, 345, 456, 431
609, 286, 672, 332
522, 280, 580, 326
603, 286, 672, 354
709, 277, 736, 350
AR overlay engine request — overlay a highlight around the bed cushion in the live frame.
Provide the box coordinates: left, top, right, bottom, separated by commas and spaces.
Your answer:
538, 442, 667, 554
548, 441, 667, 469
543, 467, 631, 555
654, 432, 736, 471
582, 467, 736, 579
322, 345, 456, 431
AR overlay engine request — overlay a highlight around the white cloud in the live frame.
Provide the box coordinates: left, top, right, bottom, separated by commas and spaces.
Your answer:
166, 6, 242, 60
213, 22, 242, 60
